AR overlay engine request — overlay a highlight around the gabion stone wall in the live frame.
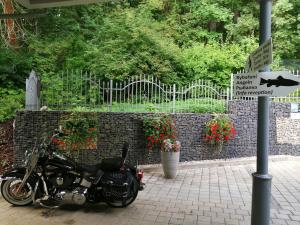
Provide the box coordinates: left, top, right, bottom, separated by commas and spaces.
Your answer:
13, 101, 300, 166
228, 101, 300, 157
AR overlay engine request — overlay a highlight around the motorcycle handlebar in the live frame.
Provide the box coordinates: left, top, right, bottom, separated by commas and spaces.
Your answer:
53, 129, 65, 137
47, 130, 65, 150
122, 142, 129, 160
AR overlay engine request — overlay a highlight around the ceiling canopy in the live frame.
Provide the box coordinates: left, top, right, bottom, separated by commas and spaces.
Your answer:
15, 0, 111, 9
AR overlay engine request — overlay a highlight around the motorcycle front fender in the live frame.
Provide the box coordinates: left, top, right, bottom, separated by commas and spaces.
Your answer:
0, 168, 27, 182
0, 168, 39, 184
0, 168, 44, 198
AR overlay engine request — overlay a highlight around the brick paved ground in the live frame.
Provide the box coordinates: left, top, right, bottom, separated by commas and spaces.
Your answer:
0, 156, 299, 225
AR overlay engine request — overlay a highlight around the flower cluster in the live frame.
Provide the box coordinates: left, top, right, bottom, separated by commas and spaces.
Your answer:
53, 128, 97, 151
143, 115, 177, 151
53, 113, 97, 153
161, 139, 181, 152
52, 138, 66, 148
203, 114, 236, 145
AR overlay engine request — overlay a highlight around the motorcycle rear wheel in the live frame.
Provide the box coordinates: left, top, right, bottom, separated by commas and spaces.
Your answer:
105, 179, 139, 208
1, 178, 33, 206
105, 188, 138, 208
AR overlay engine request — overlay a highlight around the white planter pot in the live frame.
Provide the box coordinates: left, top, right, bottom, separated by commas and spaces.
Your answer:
161, 151, 180, 179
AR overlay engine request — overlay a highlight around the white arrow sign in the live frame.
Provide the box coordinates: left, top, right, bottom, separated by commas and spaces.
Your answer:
234, 71, 300, 97
245, 38, 273, 72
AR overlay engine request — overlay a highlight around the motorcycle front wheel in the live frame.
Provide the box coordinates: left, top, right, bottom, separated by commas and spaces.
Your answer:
1, 178, 33, 206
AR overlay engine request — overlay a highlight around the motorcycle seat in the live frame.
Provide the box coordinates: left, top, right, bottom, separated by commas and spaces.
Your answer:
77, 157, 122, 174
77, 163, 102, 174
100, 157, 122, 171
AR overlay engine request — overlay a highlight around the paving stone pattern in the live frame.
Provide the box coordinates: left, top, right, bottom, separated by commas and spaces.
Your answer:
0, 158, 300, 225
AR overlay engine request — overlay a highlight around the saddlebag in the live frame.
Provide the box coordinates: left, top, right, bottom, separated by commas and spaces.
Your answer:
101, 171, 136, 205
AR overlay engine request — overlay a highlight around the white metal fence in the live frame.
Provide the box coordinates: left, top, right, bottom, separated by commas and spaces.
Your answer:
41, 71, 229, 113
39, 70, 300, 113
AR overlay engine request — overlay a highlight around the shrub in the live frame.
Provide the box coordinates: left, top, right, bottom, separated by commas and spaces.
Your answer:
203, 114, 236, 146
143, 114, 176, 151
0, 89, 24, 122
53, 113, 97, 156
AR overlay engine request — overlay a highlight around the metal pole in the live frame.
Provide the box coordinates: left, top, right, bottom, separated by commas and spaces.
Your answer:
109, 80, 113, 112
226, 88, 229, 112
173, 84, 176, 113
230, 73, 234, 101
251, 1, 272, 225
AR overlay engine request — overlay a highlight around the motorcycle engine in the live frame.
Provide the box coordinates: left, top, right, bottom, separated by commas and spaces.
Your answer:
48, 173, 77, 189
55, 187, 87, 205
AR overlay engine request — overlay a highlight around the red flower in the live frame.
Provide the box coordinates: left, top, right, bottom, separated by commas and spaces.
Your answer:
52, 138, 59, 144
147, 143, 153, 150
143, 115, 176, 152
58, 140, 65, 145
86, 138, 92, 143
204, 115, 236, 145
205, 135, 213, 140
211, 124, 218, 131
88, 127, 97, 132
88, 144, 96, 149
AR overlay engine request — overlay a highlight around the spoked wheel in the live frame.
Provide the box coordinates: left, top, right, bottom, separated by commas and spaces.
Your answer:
105, 179, 139, 208
105, 188, 138, 208
1, 178, 33, 206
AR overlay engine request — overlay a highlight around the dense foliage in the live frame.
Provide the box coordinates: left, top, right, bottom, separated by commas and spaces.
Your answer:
0, 0, 299, 121
0, 88, 24, 122
143, 114, 176, 151
54, 113, 97, 157
203, 113, 236, 146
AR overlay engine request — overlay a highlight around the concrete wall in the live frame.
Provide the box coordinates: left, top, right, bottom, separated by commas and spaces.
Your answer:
13, 101, 300, 166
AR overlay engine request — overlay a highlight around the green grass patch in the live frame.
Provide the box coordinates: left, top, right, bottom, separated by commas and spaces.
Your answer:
51, 98, 226, 113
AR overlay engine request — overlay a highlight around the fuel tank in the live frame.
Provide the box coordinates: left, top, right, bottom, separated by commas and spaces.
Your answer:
45, 154, 76, 172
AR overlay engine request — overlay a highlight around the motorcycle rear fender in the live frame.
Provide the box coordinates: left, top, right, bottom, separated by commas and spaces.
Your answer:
125, 163, 137, 173
125, 164, 145, 191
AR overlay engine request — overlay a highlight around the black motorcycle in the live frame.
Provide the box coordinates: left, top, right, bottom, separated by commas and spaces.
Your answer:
0, 131, 144, 208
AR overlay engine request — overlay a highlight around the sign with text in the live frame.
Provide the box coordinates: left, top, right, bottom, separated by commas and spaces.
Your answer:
245, 38, 272, 72
234, 71, 300, 97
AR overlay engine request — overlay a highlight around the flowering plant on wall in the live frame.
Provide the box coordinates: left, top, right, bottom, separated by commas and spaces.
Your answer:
53, 113, 97, 155
143, 114, 177, 151
203, 114, 236, 147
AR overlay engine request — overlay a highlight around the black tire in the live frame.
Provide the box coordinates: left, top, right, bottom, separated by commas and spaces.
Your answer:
1, 178, 34, 206
105, 178, 139, 208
